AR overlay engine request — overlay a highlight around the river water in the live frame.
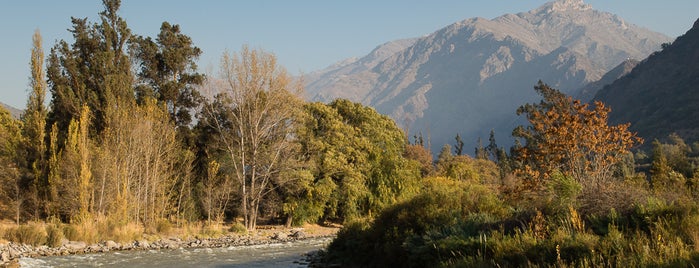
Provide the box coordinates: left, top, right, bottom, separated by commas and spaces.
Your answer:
19, 237, 331, 268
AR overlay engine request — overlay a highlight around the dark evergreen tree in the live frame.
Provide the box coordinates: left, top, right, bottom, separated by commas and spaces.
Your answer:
454, 134, 464, 156
132, 21, 204, 136
47, 0, 134, 141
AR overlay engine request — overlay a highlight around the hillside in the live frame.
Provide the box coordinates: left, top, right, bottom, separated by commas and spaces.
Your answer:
594, 18, 699, 145
305, 0, 670, 152
574, 59, 639, 102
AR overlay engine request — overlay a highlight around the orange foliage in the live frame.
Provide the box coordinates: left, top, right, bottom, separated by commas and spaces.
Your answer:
513, 82, 642, 188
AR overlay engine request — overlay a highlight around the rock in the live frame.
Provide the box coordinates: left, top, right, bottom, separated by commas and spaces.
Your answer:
1, 250, 10, 262
63, 241, 87, 251
161, 239, 180, 249
290, 230, 306, 239
104, 240, 119, 249
136, 240, 150, 249
272, 232, 288, 240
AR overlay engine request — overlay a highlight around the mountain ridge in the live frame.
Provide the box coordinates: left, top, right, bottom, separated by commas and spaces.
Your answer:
305, 0, 671, 152
593, 18, 699, 145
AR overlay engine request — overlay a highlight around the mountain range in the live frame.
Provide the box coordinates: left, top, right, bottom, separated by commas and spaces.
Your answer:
305, 0, 671, 153
594, 18, 699, 146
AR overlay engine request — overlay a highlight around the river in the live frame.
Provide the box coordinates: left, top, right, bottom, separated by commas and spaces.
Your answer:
19, 237, 331, 268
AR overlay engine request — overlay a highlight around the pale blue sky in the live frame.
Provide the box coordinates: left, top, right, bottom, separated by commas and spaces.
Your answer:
1, 0, 698, 108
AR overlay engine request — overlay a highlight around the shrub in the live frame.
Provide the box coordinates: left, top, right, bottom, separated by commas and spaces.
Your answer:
228, 222, 247, 234
45, 224, 64, 247
4, 223, 46, 246
156, 219, 173, 234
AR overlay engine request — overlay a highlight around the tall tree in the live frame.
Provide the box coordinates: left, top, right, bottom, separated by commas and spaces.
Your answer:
0, 107, 23, 223
47, 0, 133, 140
199, 46, 304, 230
512, 81, 642, 188
132, 22, 204, 134
21, 30, 48, 218
454, 134, 464, 156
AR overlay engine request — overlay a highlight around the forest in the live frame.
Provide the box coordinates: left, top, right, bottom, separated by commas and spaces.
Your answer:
2, 1, 699, 267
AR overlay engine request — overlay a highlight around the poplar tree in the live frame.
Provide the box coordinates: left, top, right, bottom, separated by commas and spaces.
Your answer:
21, 30, 48, 218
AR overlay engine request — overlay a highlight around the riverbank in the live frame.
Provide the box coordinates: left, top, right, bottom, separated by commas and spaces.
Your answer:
0, 224, 339, 267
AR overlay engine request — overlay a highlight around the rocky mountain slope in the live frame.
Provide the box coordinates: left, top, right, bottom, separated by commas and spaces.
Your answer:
574, 59, 639, 102
594, 18, 699, 146
305, 0, 670, 152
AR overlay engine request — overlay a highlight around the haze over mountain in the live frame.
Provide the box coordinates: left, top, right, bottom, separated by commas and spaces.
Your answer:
305, 0, 671, 153
0, 101, 21, 119
594, 18, 699, 146
574, 59, 639, 102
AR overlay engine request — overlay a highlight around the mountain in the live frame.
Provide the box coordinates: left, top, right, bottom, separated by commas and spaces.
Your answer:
304, 38, 418, 102
0, 101, 22, 119
305, 0, 670, 153
574, 59, 639, 102
593, 18, 699, 145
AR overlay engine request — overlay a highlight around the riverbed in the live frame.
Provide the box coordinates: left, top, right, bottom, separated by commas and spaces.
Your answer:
19, 237, 331, 268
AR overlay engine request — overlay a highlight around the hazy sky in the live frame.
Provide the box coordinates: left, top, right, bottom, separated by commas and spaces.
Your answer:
1, 0, 697, 108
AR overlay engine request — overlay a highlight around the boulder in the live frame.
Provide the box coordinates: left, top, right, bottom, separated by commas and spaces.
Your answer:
272, 232, 288, 240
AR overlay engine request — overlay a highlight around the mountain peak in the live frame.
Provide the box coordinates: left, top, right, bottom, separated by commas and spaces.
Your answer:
538, 0, 591, 13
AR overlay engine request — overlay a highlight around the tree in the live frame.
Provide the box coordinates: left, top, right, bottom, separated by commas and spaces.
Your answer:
199, 46, 304, 230
294, 100, 420, 224
93, 98, 186, 227
21, 30, 48, 218
404, 144, 434, 177
486, 129, 512, 178
0, 107, 24, 223
474, 137, 488, 160
47, 0, 134, 140
512, 81, 642, 188
454, 134, 464, 156
132, 21, 204, 134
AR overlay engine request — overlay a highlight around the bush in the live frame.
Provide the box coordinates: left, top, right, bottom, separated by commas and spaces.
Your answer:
45, 224, 64, 247
156, 219, 173, 234
4, 223, 46, 246
228, 222, 247, 234
327, 177, 509, 267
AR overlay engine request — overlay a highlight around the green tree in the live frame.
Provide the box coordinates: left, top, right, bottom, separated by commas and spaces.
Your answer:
47, 0, 134, 140
132, 21, 204, 135
649, 140, 676, 191
296, 100, 420, 224
454, 134, 464, 156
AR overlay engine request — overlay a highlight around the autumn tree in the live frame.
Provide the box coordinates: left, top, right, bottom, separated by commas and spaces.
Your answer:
0, 107, 24, 223
93, 98, 187, 227
20, 30, 48, 218
512, 81, 642, 188
199, 46, 304, 230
